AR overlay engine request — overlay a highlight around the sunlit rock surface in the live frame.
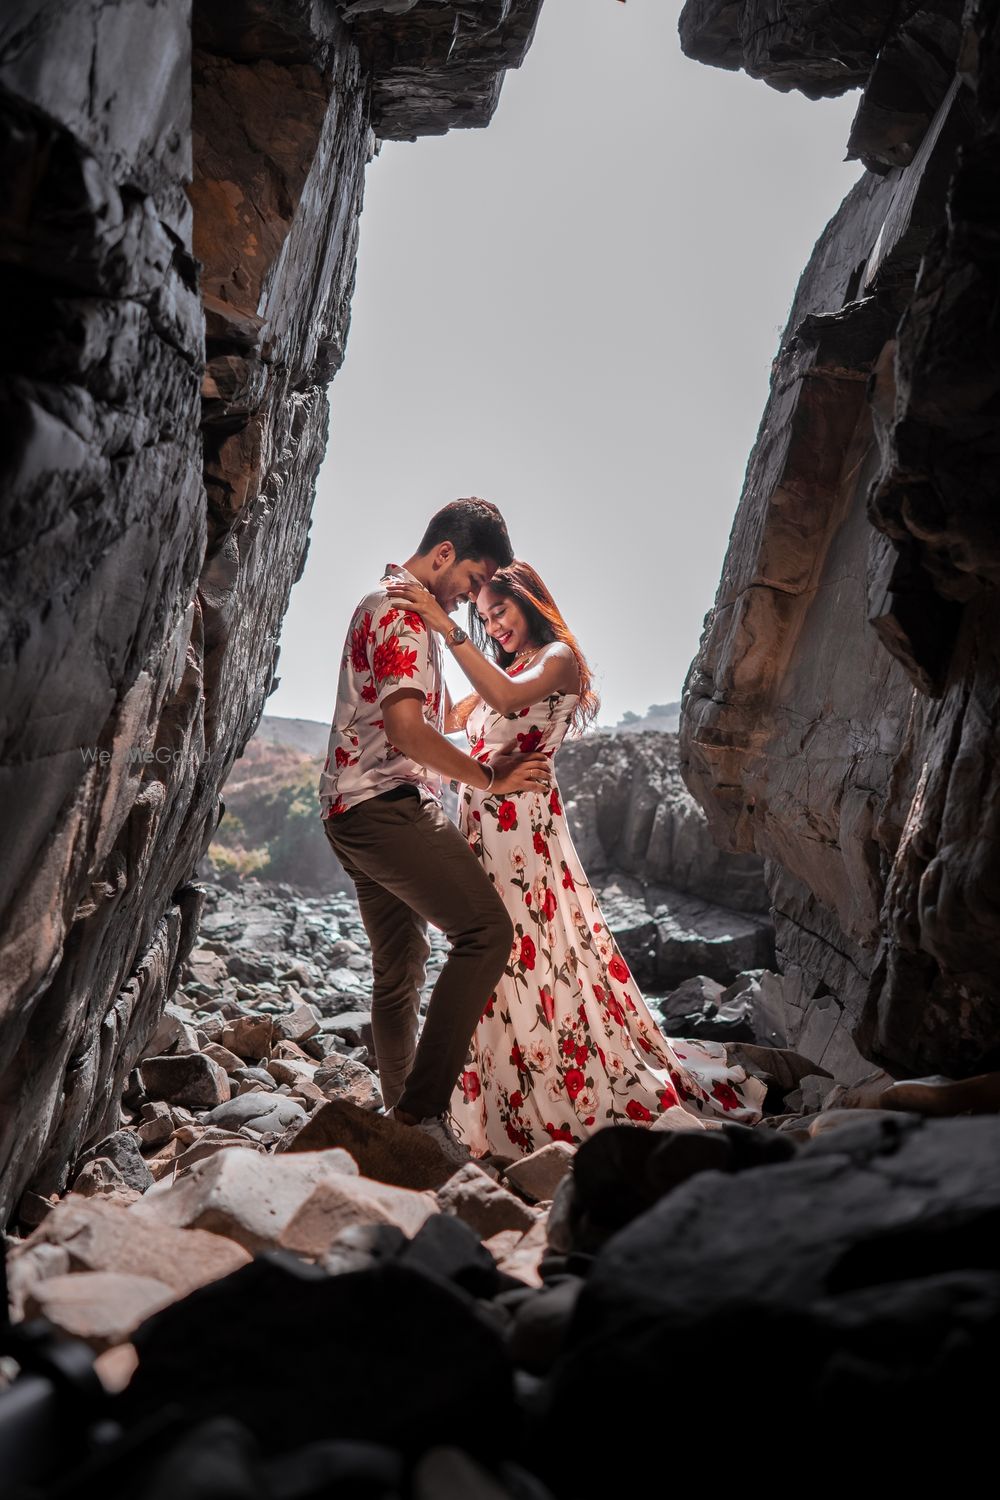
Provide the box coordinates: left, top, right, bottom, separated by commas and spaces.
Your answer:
678, 0, 1000, 1079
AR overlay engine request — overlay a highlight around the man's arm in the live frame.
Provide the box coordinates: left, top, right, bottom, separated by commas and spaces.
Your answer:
383, 691, 550, 793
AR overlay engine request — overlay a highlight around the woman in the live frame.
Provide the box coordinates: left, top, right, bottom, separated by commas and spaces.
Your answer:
384, 562, 767, 1159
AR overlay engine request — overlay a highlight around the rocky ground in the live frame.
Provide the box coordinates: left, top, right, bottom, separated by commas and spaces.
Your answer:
5, 872, 1000, 1492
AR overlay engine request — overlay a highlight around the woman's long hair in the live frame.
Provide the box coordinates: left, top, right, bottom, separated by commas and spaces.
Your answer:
468, 560, 600, 734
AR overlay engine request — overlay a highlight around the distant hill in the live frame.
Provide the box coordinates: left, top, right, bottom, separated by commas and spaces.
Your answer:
250, 715, 329, 757
601, 701, 681, 735
203, 715, 348, 892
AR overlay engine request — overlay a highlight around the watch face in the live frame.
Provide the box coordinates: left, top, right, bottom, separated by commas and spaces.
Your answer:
451, 626, 467, 644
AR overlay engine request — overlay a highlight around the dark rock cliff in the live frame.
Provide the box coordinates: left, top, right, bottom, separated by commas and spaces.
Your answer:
0, 0, 541, 1225
677, 1, 1000, 1080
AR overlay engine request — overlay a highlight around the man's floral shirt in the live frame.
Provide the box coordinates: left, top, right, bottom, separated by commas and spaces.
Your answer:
318, 562, 445, 818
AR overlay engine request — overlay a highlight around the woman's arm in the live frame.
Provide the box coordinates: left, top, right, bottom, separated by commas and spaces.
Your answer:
385, 581, 579, 715
447, 637, 577, 716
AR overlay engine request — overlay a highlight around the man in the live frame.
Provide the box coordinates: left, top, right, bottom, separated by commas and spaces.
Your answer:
319, 497, 551, 1163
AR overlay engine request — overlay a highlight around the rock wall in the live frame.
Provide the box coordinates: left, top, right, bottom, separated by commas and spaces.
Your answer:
0, 0, 542, 1225
556, 731, 768, 914
677, 1, 1000, 1079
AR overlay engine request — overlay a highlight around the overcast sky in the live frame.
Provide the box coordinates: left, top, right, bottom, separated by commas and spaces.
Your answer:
267, 0, 863, 731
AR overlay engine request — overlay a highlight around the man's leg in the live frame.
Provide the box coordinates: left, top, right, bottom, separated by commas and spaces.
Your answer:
324, 794, 513, 1121
350, 870, 430, 1111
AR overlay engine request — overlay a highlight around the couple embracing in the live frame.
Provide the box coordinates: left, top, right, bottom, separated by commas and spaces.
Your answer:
318, 497, 765, 1165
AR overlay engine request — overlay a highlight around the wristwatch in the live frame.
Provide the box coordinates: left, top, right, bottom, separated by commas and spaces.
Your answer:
445, 624, 468, 649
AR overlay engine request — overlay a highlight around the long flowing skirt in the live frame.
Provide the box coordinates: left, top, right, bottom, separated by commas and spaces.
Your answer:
446, 780, 767, 1158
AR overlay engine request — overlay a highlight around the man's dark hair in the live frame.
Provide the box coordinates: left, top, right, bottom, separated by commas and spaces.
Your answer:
417, 497, 513, 567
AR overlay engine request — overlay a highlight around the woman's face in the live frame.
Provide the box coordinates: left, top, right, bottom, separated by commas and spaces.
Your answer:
476, 585, 532, 655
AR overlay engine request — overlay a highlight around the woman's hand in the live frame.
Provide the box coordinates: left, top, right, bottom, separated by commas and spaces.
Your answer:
384, 580, 454, 637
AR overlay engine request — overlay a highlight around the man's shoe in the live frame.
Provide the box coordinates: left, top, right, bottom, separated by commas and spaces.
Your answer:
411, 1112, 472, 1166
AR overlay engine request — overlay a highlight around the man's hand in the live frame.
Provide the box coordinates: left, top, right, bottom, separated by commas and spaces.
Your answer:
491, 751, 552, 796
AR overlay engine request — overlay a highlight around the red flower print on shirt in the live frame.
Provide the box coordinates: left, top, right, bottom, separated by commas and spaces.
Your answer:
545, 1122, 575, 1144
574, 1043, 589, 1068
334, 746, 352, 768
460, 1070, 481, 1102
510, 1042, 527, 1070
533, 831, 550, 860
372, 636, 418, 683
516, 727, 543, 754
404, 611, 425, 632
539, 987, 555, 1024
658, 1084, 679, 1111
542, 888, 558, 922
509, 1090, 524, 1110
549, 786, 562, 816
609, 955, 630, 983
562, 867, 575, 890
519, 935, 536, 970
360, 678, 377, 703
350, 612, 373, 672
497, 800, 518, 831
564, 1068, 585, 1099
711, 1081, 741, 1111
327, 796, 348, 817
378, 608, 400, 628
627, 1099, 652, 1122
561, 1036, 575, 1057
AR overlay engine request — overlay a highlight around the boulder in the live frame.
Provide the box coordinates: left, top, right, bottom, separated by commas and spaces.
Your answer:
494, 1219, 549, 1289
501, 1143, 575, 1205
75, 1130, 154, 1194
145, 1004, 201, 1059
220, 1015, 274, 1062
9, 1199, 250, 1305
140, 1054, 231, 1109
70, 1159, 143, 1206
436, 1164, 538, 1240
120, 1259, 518, 1459
279, 1177, 438, 1257
542, 1115, 1000, 1459
130, 1147, 360, 1253
277, 1099, 459, 1191
274, 1001, 322, 1043
24, 1272, 176, 1352
313, 1055, 383, 1112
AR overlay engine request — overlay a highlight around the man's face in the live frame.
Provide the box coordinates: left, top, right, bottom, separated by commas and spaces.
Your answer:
431, 553, 497, 613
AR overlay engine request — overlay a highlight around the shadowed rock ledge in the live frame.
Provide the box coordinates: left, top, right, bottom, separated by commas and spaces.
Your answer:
0, 0, 541, 1226
677, 0, 1000, 1081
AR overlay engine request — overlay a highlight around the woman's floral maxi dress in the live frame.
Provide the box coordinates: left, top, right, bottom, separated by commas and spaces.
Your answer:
447, 670, 768, 1158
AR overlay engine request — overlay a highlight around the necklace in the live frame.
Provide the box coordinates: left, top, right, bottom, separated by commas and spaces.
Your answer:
512, 645, 540, 670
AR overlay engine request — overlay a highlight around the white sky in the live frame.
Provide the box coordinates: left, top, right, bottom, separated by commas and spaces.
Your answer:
268, 0, 863, 730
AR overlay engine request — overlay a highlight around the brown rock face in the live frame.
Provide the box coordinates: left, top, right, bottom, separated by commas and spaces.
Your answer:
677, 1, 1000, 1078
0, 0, 542, 1226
